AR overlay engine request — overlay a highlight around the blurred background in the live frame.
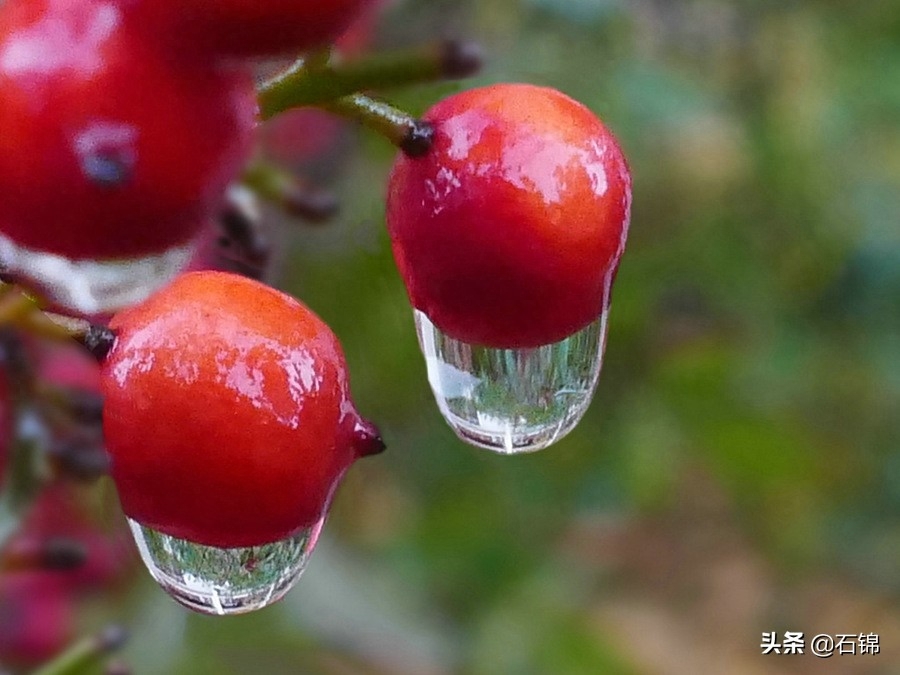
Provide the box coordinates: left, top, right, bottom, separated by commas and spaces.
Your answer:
5, 0, 900, 673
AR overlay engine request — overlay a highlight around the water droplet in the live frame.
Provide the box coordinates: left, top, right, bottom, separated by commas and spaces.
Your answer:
127, 516, 323, 616
0, 233, 195, 316
415, 310, 609, 454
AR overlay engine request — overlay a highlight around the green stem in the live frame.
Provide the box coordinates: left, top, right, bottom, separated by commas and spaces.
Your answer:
257, 39, 482, 120
324, 94, 435, 157
242, 163, 338, 222
33, 626, 128, 675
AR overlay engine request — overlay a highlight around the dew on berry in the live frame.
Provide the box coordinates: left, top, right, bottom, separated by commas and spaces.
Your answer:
414, 279, 612, 454
0, 234, 195, 315
127, 516, 324, 617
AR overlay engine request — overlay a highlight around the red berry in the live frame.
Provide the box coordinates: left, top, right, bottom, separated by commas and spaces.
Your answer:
0, 573, 73, 667
37, 341, 101, 395
131, 0, 377, 60
386, 84, 632, 349
5, 484, 135, 591
101, 272, 383, 549
0, 0, 257, 260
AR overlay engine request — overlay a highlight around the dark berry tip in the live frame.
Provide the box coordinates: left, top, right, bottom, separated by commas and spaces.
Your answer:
81, 325, 117, 362
42, 537, 89, 571
400, 120, 435, 158
352, 418, 386, 458
284, 187, 340, 223
105, 661, 133, 675
48, 437, 110, 480
441, 39, 484, 79
97, 624, 129, 653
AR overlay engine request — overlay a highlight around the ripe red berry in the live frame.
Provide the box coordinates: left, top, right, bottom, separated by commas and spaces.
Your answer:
386, 84, 632, 349
131, 0, 377, 60
0, 0, 257, 261
101, 272, 383, 549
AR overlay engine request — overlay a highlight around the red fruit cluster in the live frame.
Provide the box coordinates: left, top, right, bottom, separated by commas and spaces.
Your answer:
388, 83, 632, 348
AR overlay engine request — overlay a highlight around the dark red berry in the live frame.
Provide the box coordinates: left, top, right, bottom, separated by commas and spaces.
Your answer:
387, 84, 632, 348
129, 0, 377, 60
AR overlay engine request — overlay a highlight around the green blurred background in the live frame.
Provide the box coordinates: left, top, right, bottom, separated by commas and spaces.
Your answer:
91, 0, 900, 672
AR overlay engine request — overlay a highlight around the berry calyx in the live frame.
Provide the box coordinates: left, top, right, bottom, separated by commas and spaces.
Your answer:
100, 272, 382, 549
386, 84, 632, 348
0, 0, 257, 261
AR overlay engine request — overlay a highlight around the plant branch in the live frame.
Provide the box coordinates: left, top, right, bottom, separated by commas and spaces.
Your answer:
33, 625, 128, 675
324, 94, 435, 157
257, 38, 482, 119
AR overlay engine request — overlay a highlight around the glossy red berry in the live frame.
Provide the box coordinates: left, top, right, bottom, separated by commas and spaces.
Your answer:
386, 84, 632, 349
101, 271, 383, 549
0, 0, 257, 261
130, 0, 377, 60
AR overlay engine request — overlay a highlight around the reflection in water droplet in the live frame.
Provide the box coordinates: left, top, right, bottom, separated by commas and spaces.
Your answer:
415, 311, 608, 454
0, 233, 194, 315
80, 150, 133, 187
128, 516, 323, 616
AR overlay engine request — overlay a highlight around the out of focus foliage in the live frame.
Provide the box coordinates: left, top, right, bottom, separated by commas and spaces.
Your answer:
87, 1, 900, 672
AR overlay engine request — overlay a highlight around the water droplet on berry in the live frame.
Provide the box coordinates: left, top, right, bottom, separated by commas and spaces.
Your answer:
127, 516, 323, 616
0, 234, 194, 315
415, 310, 609, 454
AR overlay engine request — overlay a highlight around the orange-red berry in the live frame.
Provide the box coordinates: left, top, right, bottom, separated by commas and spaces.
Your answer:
387, 84, 632, 348
101, 272, 382, 549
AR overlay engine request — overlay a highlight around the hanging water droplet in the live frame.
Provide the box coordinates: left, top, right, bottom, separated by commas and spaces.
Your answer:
415, 310, 609, 454
0, 233, 194, 316
127, 516, 323, 616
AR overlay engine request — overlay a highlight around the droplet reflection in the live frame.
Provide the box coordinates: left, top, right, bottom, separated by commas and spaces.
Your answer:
0, 233, 194, 315
415, 310, 609, 454
127, 516, 323, 616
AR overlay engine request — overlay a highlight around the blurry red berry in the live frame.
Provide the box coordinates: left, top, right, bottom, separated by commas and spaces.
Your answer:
386, 84, 632, 348
130, 0, 377, 60
4, 484, 134, 591
261, 109, 347, 169
260, 8, 381, 167
0, 573, 73, 667
101, 272, 383, 548
0, 0, 257, 261
37, 341, 101, 396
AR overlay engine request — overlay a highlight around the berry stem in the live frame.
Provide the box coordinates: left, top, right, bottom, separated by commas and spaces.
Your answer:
32, 625, 128, 675
242, 163, 338, 222
257, 39, 482, 119
324, 94, 435, 157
